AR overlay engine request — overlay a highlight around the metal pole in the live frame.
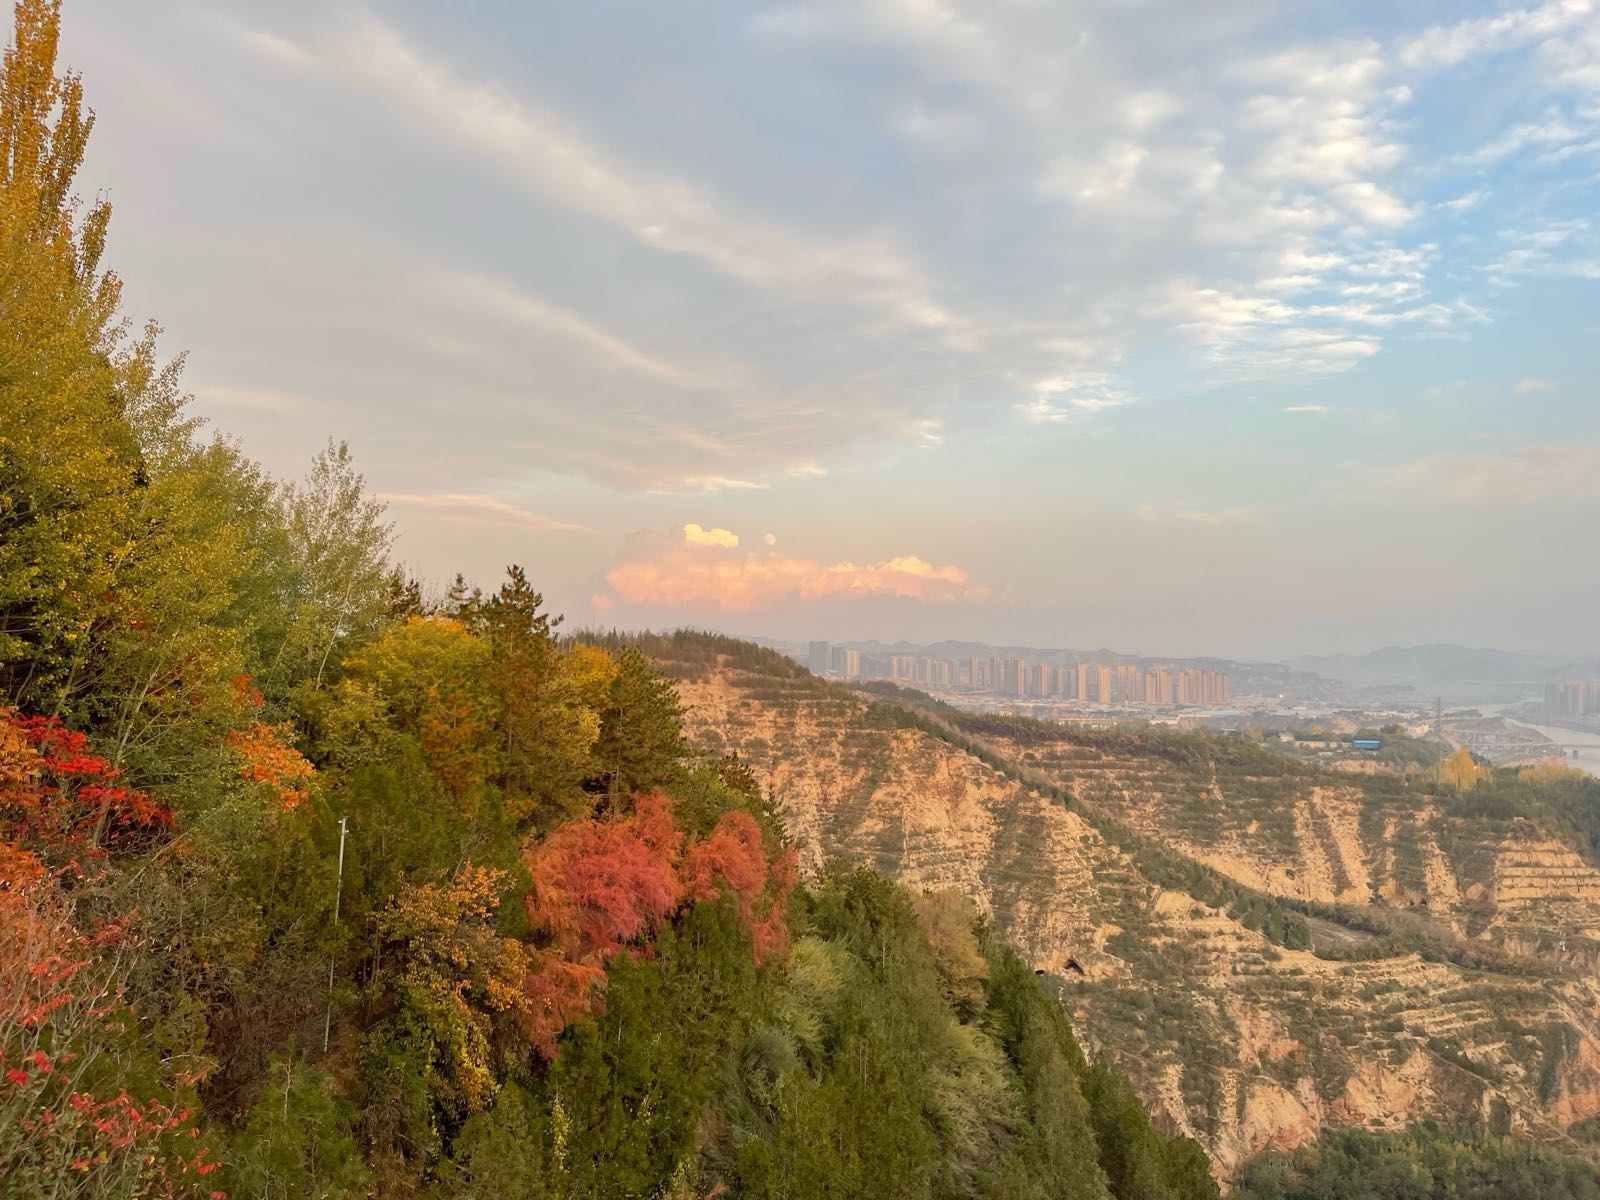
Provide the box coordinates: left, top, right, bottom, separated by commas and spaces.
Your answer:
323, 816, 348, 1053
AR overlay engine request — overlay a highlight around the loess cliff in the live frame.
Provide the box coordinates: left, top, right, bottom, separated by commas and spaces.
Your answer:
667, 650, 1600, 1177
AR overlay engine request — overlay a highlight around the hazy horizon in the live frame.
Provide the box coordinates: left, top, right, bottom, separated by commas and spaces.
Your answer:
558, 622, 1600, 669
64, 0, 1600, 661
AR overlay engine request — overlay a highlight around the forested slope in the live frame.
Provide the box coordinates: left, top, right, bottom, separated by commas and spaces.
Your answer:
0, 4, 1216, 1197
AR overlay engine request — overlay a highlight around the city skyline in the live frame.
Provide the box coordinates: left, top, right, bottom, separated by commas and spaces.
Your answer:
805, 640, 1231, 705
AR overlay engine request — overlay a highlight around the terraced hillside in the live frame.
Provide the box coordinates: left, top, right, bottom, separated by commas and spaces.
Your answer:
646, 635, 1600, 1177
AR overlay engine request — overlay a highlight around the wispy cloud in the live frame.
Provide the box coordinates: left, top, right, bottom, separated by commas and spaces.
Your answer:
1397, 0, 1593, 70
1514, 377, 1557, 393
379, 492, 592, 533
335, 16, 973, 345
1139, 504, 1267, 527
1284, 404, 1331, 413
1381, 442, 1600, 504
1016, 375, 1135, 422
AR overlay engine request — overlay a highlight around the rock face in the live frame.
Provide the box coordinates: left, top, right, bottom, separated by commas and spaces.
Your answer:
672, 662, 1600, 1177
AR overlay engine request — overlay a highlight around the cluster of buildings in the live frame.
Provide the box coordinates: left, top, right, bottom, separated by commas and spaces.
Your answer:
805, 642, 1229, 707
1545, 680, 1600, 718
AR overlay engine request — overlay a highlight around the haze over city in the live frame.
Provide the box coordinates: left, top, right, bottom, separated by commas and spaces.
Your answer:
64, 0, 1600, 660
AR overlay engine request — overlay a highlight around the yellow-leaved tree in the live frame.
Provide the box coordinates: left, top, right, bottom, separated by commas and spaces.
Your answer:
1435, 746, 1488, 790
0, 0, 290, 782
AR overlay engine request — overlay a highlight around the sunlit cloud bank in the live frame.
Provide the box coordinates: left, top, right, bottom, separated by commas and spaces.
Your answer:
597, 524, 990, 612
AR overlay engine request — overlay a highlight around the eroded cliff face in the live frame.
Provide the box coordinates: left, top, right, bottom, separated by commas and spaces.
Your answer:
674, 666, 1600, 1177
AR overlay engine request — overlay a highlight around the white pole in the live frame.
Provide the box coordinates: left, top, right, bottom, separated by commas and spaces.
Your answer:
323, 816, 348, 1053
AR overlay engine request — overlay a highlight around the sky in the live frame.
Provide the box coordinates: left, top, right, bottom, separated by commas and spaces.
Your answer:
59, 0, 1600, 661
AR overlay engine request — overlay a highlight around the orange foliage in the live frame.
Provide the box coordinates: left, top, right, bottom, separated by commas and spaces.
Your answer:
224, 721, 315, 810
681, 810, 767, 919
524, 792, 684, 958
519, 792, 795, 1058
1, 873, 217, 1194
416, 680, 495, 803
519, 958, 607, 1062
0, 712, 172, 867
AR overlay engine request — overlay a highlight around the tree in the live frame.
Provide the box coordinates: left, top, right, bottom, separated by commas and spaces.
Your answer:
1, 870, 220, 1199
0, 709, 172, 867
460, 567, 599, 822
266, 440, 395, 695
222, 1057, 370, 1200
1, 0, 139, 720
1435, 746, 1487, 790
375, 865, 530, 1118
322, 615, 496, 804
590, 647, 689, 800
1, 4, 267, 781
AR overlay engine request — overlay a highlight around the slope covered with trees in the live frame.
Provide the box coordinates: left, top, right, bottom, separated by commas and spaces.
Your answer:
0, 4, 1216, 1196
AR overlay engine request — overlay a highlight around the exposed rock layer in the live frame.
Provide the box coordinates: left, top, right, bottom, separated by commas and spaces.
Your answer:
674, 666, 1600, 1176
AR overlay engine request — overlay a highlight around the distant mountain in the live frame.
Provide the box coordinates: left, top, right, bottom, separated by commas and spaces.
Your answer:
1293, 644, 1600, 695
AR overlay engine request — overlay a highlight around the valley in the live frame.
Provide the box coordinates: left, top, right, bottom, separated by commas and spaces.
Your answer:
660, 636, 1600, 1176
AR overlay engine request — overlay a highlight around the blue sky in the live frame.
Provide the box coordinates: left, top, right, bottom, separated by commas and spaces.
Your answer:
62, 0, 1600, 659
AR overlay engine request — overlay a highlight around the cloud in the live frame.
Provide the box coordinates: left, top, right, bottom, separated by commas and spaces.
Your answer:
65, 0, 1600, 538
1438, 190, 1487, 212
676, 475, 769, 493
601, 528, 991, 611
193, 385, 315, 416
1382, 442, 1600, 504
436, 270, 740, 392
1514, 377, 1557, 393
378, 492, 592, 533
892, 101, 982, 149
1016, 374, 1135, 422
1397, 0, 1593, 70
683, 523, 740, 548
1485, 219, 1596, 278
1139, 504, 1266, 527
1457, 117, 1583, 165
1284, 403, 1330, 413
335, 16, 971, 344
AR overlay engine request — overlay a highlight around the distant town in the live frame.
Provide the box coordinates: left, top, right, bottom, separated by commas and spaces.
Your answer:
799, 641, 1227, 708
768, 639, 1600, 777
1545, 679, 1600, 721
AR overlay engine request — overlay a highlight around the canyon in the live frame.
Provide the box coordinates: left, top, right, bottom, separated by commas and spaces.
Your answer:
665, 642, 1600, 1177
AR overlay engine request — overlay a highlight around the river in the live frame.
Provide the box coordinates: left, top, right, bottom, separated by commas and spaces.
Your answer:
1505, 719, 1600, 779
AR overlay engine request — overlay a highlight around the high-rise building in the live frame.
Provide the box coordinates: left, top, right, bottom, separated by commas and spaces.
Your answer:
1547, 680, 1600, 716
1094, 664, 1113, 704
1116, 664, 1142, 703
1010, 658, 1028, 697
1072, 663, 1090, 702
1033, 662, 1054, 697
841, 649, 861, 679
808, 641, 831, 676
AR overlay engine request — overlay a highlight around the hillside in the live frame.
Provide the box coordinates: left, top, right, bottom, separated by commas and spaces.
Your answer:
651, 636, 1600, 1176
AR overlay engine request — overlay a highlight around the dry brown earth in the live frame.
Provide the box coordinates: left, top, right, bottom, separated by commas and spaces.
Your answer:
673, 663, 1600, 1175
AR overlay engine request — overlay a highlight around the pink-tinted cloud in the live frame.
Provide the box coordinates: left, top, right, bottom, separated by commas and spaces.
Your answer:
602, 526, 991, 611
